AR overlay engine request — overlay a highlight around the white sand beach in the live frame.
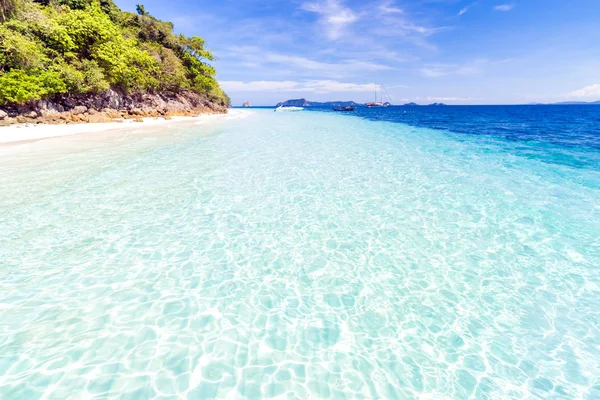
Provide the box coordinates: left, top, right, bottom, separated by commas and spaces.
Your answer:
0, 109, 250, 146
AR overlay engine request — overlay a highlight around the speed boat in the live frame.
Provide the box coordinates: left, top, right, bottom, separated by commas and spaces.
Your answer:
333, 106, 355, 112
275, 106, 304, 112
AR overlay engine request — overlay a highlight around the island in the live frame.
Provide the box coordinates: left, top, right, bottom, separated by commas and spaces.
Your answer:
276, 98, 361, 108
0, 0, 229, 126
275, 99, 451, 108
402, 102, 447, 106
549, 100, 600, 105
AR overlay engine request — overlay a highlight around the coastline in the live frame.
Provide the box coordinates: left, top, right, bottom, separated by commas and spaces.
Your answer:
0, 109, 249, 146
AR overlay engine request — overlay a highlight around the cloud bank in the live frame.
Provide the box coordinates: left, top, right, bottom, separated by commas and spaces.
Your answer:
567, 84, 600, 98
220, 80, 381, 94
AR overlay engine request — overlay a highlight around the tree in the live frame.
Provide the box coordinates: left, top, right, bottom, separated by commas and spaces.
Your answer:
178, 35, 214, 61
0, 0, 229, 106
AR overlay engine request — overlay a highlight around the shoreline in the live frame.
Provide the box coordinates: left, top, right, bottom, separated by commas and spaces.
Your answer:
0, 109, 249, 146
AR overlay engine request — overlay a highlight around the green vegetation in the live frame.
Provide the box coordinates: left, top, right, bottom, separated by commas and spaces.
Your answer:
0, 0, 228, 106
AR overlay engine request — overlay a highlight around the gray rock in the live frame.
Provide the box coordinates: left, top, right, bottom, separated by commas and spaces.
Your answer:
71, 106, 88, 115
0, 109, 7, 120
104, 89, 122, 109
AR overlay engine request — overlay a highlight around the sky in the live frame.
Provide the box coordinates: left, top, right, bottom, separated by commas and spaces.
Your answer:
116, 0, 600, 105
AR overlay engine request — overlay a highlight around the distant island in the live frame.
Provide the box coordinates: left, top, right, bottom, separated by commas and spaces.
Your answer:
402, 102, 446, 106
527, 100, 600, 105
277, 99, 600, 108
550, 100, 600, 105
276, 99, 361, 107
276, 98, 447, 107
0, 0, 229, 126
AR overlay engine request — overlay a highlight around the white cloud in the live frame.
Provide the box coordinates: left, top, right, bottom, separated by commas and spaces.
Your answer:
299, 0, 445, 51
368, 8, 450, 51
301, 0, 358, 40
372, 17, 444, 37
265, 53, 391, 72
420, 64, 476, 77
220, 80, 381, 94
567, 84, 600, 98
305, 80, 381, 93
219, 81, 303, 92
220, 47, 393, 77
458, 7, 468, 16
419, 59, 491, 77
494, 4, 514, 11
380, 0, 403, 14
420, 65, 452, 78
417, 96, 478, 102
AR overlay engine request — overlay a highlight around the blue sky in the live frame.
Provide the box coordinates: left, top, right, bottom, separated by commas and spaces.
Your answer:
117, 0, 600, 105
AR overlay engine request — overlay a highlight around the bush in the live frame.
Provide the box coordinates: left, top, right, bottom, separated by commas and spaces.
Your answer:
0, 69, 67, 104
92, 37, 160, 91
52, 59, 109, 93
0, 24, 47, 70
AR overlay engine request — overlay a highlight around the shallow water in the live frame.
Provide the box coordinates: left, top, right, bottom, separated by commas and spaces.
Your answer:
0, 110, 599, 399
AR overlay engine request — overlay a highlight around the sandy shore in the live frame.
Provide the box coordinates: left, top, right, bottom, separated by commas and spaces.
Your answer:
0, 109, 250, 146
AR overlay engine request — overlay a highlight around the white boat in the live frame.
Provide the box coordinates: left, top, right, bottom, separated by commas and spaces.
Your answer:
366, 85, 392, 108
275, 106, 304, 112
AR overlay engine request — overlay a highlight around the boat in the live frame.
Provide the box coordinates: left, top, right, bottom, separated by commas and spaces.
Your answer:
366, 102, 389, 108
242, 101, 251, 107
366, 85, 392, 108
332, 106, 355, 112
275, 106, 304, 112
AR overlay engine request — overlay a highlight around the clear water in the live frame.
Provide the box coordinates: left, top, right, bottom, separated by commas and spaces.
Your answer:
0, 109, 599, 399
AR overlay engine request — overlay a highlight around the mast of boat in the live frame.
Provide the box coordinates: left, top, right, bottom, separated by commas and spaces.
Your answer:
382, 85, 391, 104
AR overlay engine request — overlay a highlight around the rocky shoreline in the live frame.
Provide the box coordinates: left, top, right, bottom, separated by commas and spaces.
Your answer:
0, 90, 228, 126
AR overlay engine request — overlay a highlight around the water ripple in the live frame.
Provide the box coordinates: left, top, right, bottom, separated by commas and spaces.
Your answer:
0, 110, 599, 399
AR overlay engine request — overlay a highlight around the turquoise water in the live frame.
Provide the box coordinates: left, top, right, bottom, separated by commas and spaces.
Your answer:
0, 110, 599, 399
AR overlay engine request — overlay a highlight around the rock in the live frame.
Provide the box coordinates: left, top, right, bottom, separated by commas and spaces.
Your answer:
34, 100, 63, 115
87, 112, 113, 123
71, 105, 87, 115
103, 89, 122, 109
40, 109, 59, 117
104, 109, 121, 119
0, 90, 227, 126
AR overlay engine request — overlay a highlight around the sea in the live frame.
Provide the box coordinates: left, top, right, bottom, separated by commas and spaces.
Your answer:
0, 105, 599, 399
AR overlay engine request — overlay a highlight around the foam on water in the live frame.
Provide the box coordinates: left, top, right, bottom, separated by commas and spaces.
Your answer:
0, 110, 599, 399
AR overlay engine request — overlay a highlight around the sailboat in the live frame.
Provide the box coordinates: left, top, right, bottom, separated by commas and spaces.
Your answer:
366, 85, 391, 108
